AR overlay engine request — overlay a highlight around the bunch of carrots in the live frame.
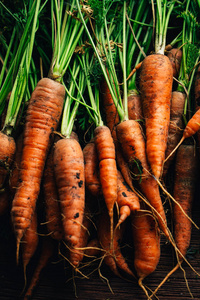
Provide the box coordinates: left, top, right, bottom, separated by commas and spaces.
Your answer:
1, 0, 200, 299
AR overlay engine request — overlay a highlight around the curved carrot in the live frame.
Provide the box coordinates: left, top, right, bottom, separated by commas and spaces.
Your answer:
139, 53, 173, 179
43, 137, 63, 241
83, 139, 101, 197
11, 77, 65, 255
0, 131, 16, 189
116, 119, 169, 238
53, 137, 85, 248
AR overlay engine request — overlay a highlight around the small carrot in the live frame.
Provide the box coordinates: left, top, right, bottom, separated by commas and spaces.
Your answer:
131, 205, 160, 296
139, 53, 173, 179
162, 91, 185, 177
23, 237, 54, 300
83, 139, 101, 197
43, 137, 63, 241
128, 91, 143, 123
98, 209, 135, 278
0, 131, 16, 189
116, 170, 140, 227
166, 48, 182, 78
11, 77, 65, 257
53, 136, 85, 248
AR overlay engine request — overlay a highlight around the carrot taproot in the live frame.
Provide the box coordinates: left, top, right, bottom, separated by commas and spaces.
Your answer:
162, 91, 185, 177
116, 119, 169, 238
139, 53, 173, 179
166, 48, 182, 78
98, 209, 135, 278
0, 131, 16, 189
83, 139, 101, 197
43, 137, 63, 241
128, 91, 143, 123
11, 77, 65, 256
131, 205, 160, 295
53, 137, 85, 248
116, 170, 140, 227
23, 237, 54, 300
22, 210, 38, 272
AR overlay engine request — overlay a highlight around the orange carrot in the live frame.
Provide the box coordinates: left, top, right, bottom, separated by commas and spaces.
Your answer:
131, 205, 160, 294
116, 119, 169, 238
94, 125, 118, 244
53, 137, 85, 248
98, 210, 135, 278
0, 131, 16, 189
162, 91, 185, 177
43, 137, 63, 241
22, 210, 38, 272
23, 237, 54, 300
9, 132, 24, 196
128, 91, 143, 123
83, 139, 101, 197
166, 48, 182, 78
11, 78, 65, 255
173, 143, 197, 261
139, 53, 173, 179
116, 170, 140, 227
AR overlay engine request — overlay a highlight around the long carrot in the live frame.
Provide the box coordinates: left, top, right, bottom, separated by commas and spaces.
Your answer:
11, 77, 65, 256
43, 136, 63, 241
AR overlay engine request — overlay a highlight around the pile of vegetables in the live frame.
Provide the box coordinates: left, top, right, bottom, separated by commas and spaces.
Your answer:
1, 0, 200, 299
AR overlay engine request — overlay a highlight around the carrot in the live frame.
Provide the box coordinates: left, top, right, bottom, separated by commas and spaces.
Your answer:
23, 237, 54, 300
98, 209, 135, 278
131, 205, 160, 296
139, 53, 173, 179
9, 132, 24, 196
94, 125, 118, 246
194, 66, 200, 154
22, 211, 38, 272
173, 144, 197, 262
53, 136, 85, 248
116, 119, 169, 238
116, 170, 140, 227
11, 77, 65, 255
162, 91, 185, 177
166, 48, 182, 78
43, 137, 63, 241
0, 131, 16, 189
83, 139, 101, 197
128, 91, 143, 123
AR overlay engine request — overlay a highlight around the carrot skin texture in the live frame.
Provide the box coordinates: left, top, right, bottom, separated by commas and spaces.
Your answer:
11, 78, 65, 245
183, 108, 200, 139
128, 91, 143, 123
139, 54, 173, 179
173, 144, 197, 260
83, 139, 101, 197
163, 91, 185, 177
116, 119, 168, 237
0, 132, 16, 189
131, 207, 160, 281
43, 139, 63, 241
53, 137, 85, 248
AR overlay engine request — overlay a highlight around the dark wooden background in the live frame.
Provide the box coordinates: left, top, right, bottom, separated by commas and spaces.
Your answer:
0, 188, 200, 300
